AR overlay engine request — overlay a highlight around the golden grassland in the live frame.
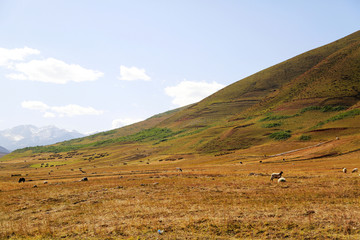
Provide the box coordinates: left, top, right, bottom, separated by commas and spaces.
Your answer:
1, 139, 360, 240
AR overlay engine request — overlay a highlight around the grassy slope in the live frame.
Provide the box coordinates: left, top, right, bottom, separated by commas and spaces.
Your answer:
159, 31, 360, 127
157, 31, 360, 155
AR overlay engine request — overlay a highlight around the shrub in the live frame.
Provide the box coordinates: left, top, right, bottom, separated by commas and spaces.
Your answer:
260, 115, 292, 122
325, 109, 360, 122
269, 131, 291, 140
301, 105, 347, 113
262, 122, 282, 128
299, 135, 311, 141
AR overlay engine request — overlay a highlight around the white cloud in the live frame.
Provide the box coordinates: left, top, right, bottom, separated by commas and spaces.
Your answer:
21, 100, 49, 111
7, 58, 103, 84
0, 47, 40, 67
112, 118, 144, 129
5, 73, 27, 80
164, 80, 225, 106
51, 104, 103, 117
43, 112, 56, 118
118, 65, 151, 81
21, 100, 104, 117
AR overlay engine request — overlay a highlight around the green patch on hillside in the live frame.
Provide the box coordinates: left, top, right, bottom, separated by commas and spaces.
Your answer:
300, 105, 347, 113
262, 122, 282, 128
84, 127, 186, 147
326, 109, 360, 122
14, 144, 89, 154
94, 128, 185, 146
299, 135, 311, 141
269, 131, 292, 140
13, 128, 185, 154
313, 109, 360, 129
259, 114, 297, 122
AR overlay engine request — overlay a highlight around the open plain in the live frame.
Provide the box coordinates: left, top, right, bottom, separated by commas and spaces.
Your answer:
1, 139, 360, 240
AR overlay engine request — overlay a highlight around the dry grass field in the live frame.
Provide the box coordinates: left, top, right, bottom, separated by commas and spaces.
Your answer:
1, 140, 360, 240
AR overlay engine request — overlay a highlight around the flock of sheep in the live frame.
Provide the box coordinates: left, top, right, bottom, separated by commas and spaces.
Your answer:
270, 167, 359, 183
16, 166, 359, 185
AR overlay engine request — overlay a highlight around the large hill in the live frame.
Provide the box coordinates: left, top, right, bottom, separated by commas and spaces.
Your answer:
5, 30, 360, 162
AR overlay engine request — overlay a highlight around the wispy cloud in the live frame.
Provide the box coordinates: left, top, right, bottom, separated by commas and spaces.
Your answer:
21, 100, 104, 117
0, 47, 40, 67
7, 58, 103, 84
112, 118, 143, 129
118, 65, 151, 81
165, 80, 225, 106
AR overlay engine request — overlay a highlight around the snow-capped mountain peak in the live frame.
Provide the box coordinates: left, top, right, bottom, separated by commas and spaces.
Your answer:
0, 125, 85, 151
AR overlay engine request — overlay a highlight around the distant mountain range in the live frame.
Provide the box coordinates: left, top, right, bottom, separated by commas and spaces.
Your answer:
0, 125, 84, 151
0, 146, 9, 158
0, 146, 9, 153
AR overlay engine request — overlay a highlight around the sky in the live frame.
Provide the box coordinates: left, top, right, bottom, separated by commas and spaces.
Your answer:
0, 0, 359, 134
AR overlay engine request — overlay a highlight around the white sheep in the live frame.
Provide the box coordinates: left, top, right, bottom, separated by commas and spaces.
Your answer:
270, 171, 283, 181
352, 168, 358, 173
343, 168, 347, 173
278, 177, 286, 183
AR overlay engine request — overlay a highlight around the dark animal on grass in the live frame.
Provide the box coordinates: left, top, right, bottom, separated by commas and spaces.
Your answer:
18, 177, 25, 183
80, 177, 88, 181
270, 171, 283, 181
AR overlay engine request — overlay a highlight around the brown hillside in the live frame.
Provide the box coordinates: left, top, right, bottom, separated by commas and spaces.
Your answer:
160, 30, 360, 128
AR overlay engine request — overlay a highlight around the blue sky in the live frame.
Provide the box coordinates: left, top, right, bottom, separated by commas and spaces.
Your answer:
0, 0, 359, 134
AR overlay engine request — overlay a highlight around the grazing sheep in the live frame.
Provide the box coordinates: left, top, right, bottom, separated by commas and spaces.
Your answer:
278, 177, 286, 183
80, 177, 88, 181
343, 168, 347, 173
18, 177, 25, 183
352, 168, 358, 173
270, 171, 283, 181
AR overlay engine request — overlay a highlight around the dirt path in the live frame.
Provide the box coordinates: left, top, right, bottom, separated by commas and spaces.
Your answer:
268, 141, 332, 157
